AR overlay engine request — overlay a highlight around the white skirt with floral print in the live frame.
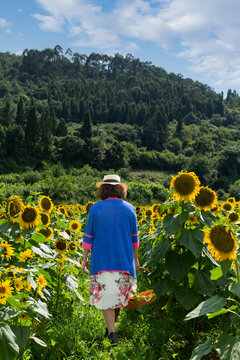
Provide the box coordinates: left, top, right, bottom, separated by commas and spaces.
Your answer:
89, 271, 137, 309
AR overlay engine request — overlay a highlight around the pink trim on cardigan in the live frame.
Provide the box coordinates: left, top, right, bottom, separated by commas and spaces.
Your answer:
132, 233, 138, 236
82, 242, 92, 250
104, 198, 121, 200
95, 270, 130, 275
133, 241, 139, 248
84, 233, 93, 238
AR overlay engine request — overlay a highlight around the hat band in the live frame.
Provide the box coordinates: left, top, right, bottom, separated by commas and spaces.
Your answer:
103, 179, 120, 184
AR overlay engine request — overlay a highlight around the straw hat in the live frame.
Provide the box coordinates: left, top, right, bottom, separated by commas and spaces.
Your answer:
96, 174, 127, 190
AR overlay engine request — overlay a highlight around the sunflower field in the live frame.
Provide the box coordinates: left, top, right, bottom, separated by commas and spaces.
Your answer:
0, 171, 240, 359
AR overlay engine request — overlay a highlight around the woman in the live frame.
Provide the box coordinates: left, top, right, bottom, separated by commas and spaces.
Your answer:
81, 174, 140, 345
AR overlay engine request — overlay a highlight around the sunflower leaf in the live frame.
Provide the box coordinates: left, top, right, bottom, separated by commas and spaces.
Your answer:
179, 228, 203, 257
165, 250, 196, 283
0, 323, 19, 360
215, 334, 240, 360
190, 338, 212, 360
185, 295, 227, 320
11, 325, 30, 352
163, 214, 181, 235
228, 282, 240, 299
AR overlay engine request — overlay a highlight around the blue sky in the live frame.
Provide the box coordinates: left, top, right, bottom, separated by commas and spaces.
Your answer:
1, 0, 240, 96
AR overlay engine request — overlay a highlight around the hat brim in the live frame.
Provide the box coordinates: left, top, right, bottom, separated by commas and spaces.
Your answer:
96, 182, 127, 190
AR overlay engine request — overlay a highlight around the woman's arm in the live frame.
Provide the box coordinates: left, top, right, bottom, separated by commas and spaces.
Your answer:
82, 248, 90, 273
133, 247, 140, 270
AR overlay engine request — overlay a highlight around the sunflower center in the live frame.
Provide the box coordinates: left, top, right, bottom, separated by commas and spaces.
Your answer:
41, 198, 51, 211
210, 225, 234, 253
9, 201, 21, 217
195, 189, 214, 206
228, 213, 239, 222
40, 213, 49, 225
69, 243, 76, 251
39, 228, 52, 237
56, 239, 67, 250
223, 203, 232, 211
22, 208, 37, 222
174, 174, 196, 195
0, 286, 6, 294
71, 223, 79, 230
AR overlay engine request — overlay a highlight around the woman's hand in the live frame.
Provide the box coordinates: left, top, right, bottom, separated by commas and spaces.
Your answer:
81, 258, 89, 273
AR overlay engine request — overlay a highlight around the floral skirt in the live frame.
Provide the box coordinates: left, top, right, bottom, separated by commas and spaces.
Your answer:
89, 272, 137, 309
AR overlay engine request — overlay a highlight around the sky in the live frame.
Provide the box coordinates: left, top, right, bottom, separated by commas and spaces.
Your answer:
1, 0, 240, 96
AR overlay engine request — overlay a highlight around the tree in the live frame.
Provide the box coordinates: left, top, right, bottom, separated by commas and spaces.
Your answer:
25, 99, 39, 154
1, 100, 11, 127
15, 97, 26, 127
80, 111, 92, 143
5, 124, 25, 158
39, 106, 52, 154
56, 118, 68, 137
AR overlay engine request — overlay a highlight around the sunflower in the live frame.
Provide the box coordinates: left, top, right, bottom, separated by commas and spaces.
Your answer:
37, 274, 47, 289
152, 204, 160, 213
221, 202, 234, 212
58, 206, 66, 217
69, 220, 81, 232
0, 241, 14, 260
0, 279, 14, 305
194, 186, 218, 211
188, 214, 198, 225
227, 212, 240, 223
40, 212, 50, 226
19, 249, 34, 263
24, 280, 32, 292
170, 171, 200, 201
37, 226, 53, 240
38, 196, 53, 213
20, 206, 41, 229
86, 202, 94, 213
7, 195, 25, 222
14, 277, 23, 292
65, 229, 72, 237
227, 197, 236, 204
145, 209, 153, 217
68, 241, 78, 253
20, 312, 30, 321
203, 224, 238, 262
54, 238, 68, 254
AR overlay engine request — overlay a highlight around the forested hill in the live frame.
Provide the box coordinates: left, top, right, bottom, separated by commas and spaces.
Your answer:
0, 45, 240, 198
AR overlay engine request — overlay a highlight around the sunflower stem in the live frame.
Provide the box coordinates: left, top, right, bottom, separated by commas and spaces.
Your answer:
234, 257, 240, 282
55, 267, 61, 316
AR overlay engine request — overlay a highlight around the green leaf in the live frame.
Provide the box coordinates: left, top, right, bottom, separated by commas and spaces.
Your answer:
150, 239, 171, 265
154, 275, 176, 296
31, 244, 54, 259
31, 233, 46, 243
221, 260, 232, 277
208, 305, 237, 319
30, 334, 47, 347
165, 250, 196, 283
11, 326, 30, 352
179, 228, 203, 257
228, 282, 240, 299
175, 286, 202, 310
0, 308, 18, 322
215, 334, 240, 360
163, 214, 181, 235
194, 270, 217, 296
190, 338, 212, 360
210, 267, 223, 280
6, 296, 22, 311
27, 298, 51, 319
176, 211, 189, 224
63, 275, 84, 301
0, 323, 19, 360
185, 295, 227, 320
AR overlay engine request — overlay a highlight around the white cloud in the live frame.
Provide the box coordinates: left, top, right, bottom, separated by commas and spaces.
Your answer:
0, 18, 12, 33
32, 0, 240, 91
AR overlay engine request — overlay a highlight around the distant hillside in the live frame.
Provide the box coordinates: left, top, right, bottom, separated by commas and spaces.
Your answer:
0, 45, 240, 198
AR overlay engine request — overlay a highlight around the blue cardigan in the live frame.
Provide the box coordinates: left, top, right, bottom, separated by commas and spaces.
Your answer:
82, 198, 139, 278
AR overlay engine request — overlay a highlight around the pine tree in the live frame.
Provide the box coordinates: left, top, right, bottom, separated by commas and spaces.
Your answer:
40, 106, 52, 154
15, 97, 26, 127
25, 99, 39, 154
80, 111, 92, 143
56, 118, 67, 137
2, 100, 11, 127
